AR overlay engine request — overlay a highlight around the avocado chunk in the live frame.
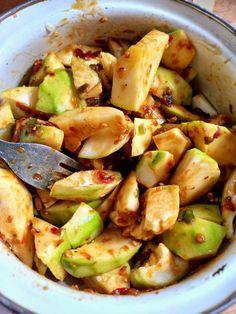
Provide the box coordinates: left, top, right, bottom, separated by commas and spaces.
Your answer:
130, 186, 179, 240
192, 94, 217, 117
32, 217, 71, 280
161, 29, 196, 71
0, 103, 15, 141
131, 243, 189, 289
131, 118, 159, 157
153, 128, 191, 163
181, 121, 236, 166
36, 69, 79, 114
78, 123, 131, 159
0, 169, 34, 267
110, 171, 139, 227
64, 202, 103, 248
111, 30, 169, 111
29, 52, 65, 86
161, 104, 199, 122
180, 204, 222, 224
161, 217, 226, 260
50, 170, 122, 202
41, 201, 82, 226
15, 118, 64, 150
71, 57, 102, 99
0, 86, 38, 118
49, 106, 128, 147
221, 168, 236, 239
83, 263, 130, 294
151, 67, 192, 106
62, 226, 141, 278
136, 150, 175, 188
170, 148, 220, 205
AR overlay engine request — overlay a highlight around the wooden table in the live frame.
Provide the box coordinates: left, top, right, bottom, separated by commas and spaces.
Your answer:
0, 0, 235, 313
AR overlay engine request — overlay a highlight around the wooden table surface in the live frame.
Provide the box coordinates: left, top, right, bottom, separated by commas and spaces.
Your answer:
0, 0, 235, 313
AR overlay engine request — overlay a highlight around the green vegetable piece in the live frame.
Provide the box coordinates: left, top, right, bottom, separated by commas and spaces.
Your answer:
131, 243, 189, 289
111, 30, 169, 111
161, 29, 196, 71
17, 118, 64, 150
221, 168, 236, 239
161, 104, 199, 122
161, 217, 226, 260
29, 52, 65, 86
153, 127, 191, 163
181, 204, 223, 224
64, 202, 103, 248
83, 263, 130, 294
50, 170, 122, 202
0, 86, 38, 118
170, 148, 220, 205
36, 69, 79, 114
62, 226, 141, 278
181, 121, 236, 166
136, 150, 175, 188
131, 118, 158, 157
151, 67, 192, 106
32, 217, 71, 281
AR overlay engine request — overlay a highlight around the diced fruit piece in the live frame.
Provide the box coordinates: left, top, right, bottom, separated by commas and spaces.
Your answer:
111, 30, 169, 111
50, 170, 122, 202
15, 118, 64, 150
0, 86, 38, 118
110, 171, 139, 227
56, 44, 101, 66
181, 67, 198, 82
161, 217, 226, 260
170, 148, 220, 205
62, 226, 141, 277
161, 104, 199, 122
131, 186, 179, 240
108, 38, 130, 58
29, 52, 65, 86
221, 168, 236, 238
41, 201, 80, 226
32, 217, 70, 280
64, 202, 103, 248
192, 94, 217, 117
131, 118, 159, 157
151, 67, 192, 106
36, 189, 57, 208
131, 243, 189, 289
36, 69, 79, 114
0, 103, 15, 141
181, 121, 236, 166
153, 128, 191, 163
136, 151, 175, 188
0, 169, 34, 267
96, 186, 120, 221
49, 106, 127, 145
98, 52, 117, 80
83, 263, 130, 294
79, 123, 131, 159
34, 253, 47, 275
161, 29, 196, 71
180, 204, 222, 224
137, 94, 166, 122
71, 57, 102, 99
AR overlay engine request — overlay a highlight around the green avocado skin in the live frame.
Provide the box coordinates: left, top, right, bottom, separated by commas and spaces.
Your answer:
161, 217, 226, 260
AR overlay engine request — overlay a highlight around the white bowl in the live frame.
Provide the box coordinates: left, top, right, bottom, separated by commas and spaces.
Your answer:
0, 1, 235, 313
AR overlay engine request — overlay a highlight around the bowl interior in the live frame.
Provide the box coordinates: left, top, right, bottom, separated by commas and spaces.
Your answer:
0, 0, 235, 313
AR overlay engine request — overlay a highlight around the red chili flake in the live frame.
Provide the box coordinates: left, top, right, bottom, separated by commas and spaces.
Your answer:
74, 48, 100, 60
97, 171, 115, 184
50, 227, 61, 236
112, 288, 140, 296
168, 35, 173, 44
223, 197, 235, 212
229, 104, 233, 114
122, 29, 135, 34
195, 233, 205, 243
32, 59, 43, 75
117, 67, 127, 78
213, 127, 221, 139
